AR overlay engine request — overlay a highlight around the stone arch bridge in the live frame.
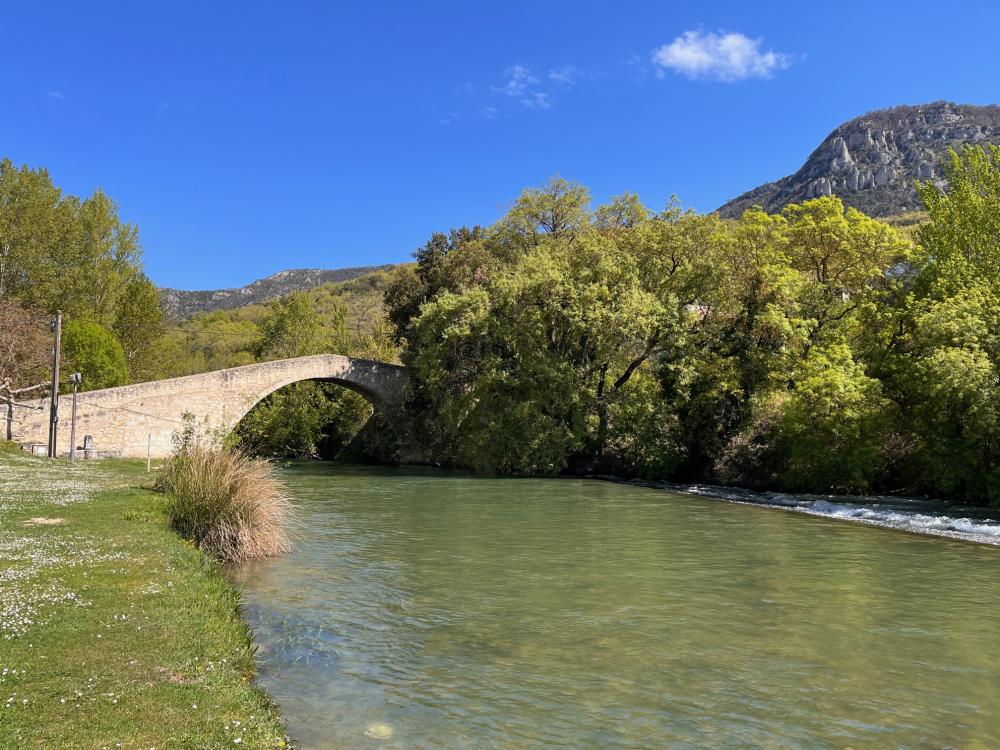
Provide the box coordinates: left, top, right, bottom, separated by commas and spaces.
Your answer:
9, 354, 409, 459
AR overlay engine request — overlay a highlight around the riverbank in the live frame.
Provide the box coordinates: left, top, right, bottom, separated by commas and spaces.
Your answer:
0, 445, 290, 749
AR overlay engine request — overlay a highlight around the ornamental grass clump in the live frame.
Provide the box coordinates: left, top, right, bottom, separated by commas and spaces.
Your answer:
157, 445, 292, 563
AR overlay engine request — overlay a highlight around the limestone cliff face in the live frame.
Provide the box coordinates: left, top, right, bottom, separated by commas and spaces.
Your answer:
159, 265, 394, 320
717, 101, 1000, 218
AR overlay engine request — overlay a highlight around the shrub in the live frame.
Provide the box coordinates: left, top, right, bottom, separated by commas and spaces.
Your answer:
157, 445, 292, 563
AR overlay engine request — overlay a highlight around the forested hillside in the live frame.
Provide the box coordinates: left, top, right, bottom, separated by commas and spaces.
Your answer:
155, 269, 398, 378
159, 265, 394, 320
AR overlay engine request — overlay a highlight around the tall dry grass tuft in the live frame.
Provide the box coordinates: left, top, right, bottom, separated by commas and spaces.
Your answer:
157, 445, 292, 563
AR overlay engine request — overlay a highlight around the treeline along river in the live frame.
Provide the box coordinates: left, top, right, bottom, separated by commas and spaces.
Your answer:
230, 463, 1000, 749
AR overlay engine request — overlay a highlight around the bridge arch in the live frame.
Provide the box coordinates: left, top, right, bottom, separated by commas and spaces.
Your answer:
9, 354, 409, 459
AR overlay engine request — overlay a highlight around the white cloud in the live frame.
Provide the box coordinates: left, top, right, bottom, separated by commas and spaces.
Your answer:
651, 30, 790, 82
521, 91, 550, 110
481, 105, 498, 119
47, 90, 65, 99
491, 65, 555, 111
497, 64, 539, 97
548, 65, 580, 86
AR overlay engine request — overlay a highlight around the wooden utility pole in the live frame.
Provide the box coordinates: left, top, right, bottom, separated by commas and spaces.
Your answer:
47, 310, 62, 458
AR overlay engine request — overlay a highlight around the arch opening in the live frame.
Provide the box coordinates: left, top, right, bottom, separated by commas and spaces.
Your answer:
231, 378, 377, 460
217, 355, 411, 463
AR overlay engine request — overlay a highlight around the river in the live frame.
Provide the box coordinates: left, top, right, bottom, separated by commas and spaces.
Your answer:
230, 462, 1000, 749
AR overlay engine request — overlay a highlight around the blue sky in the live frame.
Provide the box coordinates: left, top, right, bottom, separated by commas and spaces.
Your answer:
3, 1, 999, 290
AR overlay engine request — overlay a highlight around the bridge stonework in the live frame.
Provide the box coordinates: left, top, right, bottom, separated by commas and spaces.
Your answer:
9, 354, 409, 459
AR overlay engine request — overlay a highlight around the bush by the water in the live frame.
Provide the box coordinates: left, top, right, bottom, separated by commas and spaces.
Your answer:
157, 445, 292, 563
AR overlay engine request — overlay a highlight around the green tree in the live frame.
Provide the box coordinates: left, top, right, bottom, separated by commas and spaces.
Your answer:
257, 291, 342, 360
0, 159, 67, 306
658, 207, 794, 478
500, 176, 590, 251
0, 159, 145, 324
915, 145, 1000, 297
405, 188, 704, 473
906, 301, 1000, 501
775, 344, 890, 492
113, 274, 164, 381
873, 145, 1000, 504
62, 319, 129, 391
384, 227, 487, 342
66, 189, 143, 325
784, 196, 911, 358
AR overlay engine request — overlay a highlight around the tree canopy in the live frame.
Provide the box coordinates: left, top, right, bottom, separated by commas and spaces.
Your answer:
385, 157, 1000, 505
0, 158, 163, 388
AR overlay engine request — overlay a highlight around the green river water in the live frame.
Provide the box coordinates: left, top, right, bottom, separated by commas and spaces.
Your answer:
230, 462, 1000, 749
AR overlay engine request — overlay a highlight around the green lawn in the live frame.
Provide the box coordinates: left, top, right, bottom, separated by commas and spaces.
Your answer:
0, 445, 290, 749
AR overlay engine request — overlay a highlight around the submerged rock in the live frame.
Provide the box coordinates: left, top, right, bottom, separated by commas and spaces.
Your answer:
364, 722, 394, 740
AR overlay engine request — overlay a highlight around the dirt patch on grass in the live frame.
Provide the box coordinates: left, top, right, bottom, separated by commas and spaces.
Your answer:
22, 517, 67, 526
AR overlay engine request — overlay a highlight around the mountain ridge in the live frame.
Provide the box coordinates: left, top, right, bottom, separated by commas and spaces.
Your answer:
159, 265, 395, 320
717, 101, 1000, 218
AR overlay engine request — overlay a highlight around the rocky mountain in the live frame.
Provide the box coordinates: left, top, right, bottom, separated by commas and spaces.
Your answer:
159, 265, 395, 320
718, 101, 1000, 218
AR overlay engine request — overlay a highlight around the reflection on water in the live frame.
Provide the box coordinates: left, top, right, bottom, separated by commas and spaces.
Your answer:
229, 462, 1000, 749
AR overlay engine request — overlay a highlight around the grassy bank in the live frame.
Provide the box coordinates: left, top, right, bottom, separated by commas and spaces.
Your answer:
0, 445, 289, 749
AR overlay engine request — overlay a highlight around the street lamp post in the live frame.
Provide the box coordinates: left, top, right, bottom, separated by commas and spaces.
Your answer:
68, 373, 82, 461
47, 310, 62, 458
